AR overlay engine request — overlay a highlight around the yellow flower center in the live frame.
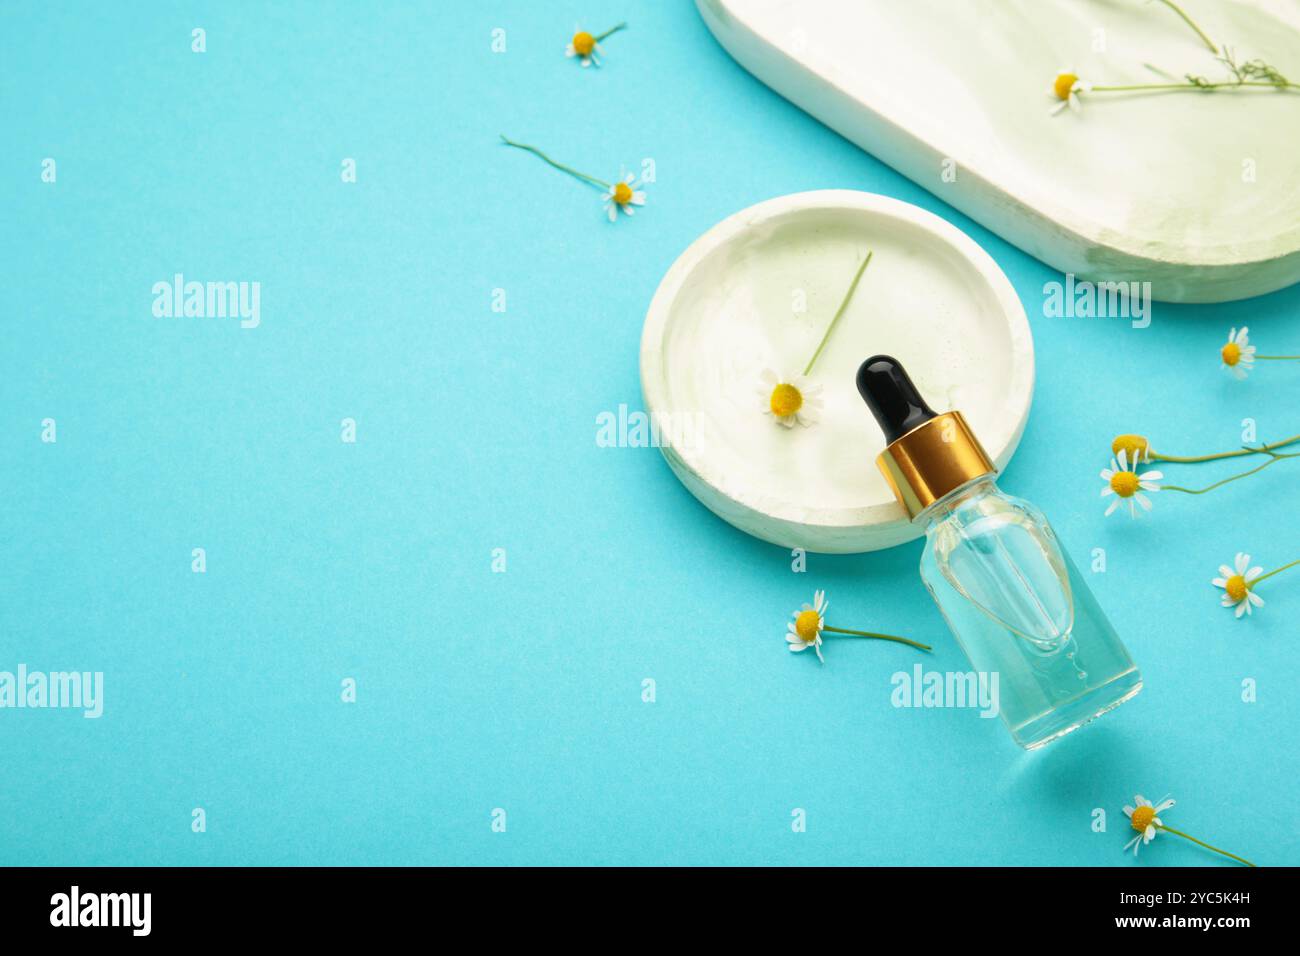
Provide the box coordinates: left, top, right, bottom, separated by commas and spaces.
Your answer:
794, 609, 821, 642
1110, 471, 1140, 498
1111, 434, 1151, 461
769, 383, 803, 418
572, 31, 595, 55
1225, 575, 1249, 602
1053, 73, 1078, 100
1222, 342, 1241, 366
613, 181, 633, 205
1130, 806, 1155, 832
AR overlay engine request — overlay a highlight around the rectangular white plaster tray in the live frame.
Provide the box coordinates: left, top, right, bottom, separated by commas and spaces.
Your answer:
697, 0, 1300, 303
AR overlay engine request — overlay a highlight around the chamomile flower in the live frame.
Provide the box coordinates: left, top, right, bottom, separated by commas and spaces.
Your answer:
1100, 448, 1163, 518
1221, 327, 1256, 380
500, 136, 646, 225
566, 29, 601, 67
757, 369, 823, 428
1049, 70, 1092, 115
1111, 434, 1152, 464
603, 171, 646, 222
565, 22, 626, 68
1212, 552, 1265, 618
786, 589, 828, 663
1123, 794, 1176, 856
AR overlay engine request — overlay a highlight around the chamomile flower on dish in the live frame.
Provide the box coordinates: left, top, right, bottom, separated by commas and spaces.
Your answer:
1100, 448, 1163, 518
1212, 552, 1265, 618
1049, 70, 1092, 115
1220, 327, 1256, 380
757, 369, 823, 428
785, 590, 828, 663
603, 171, 646, 222
1123, 794, 1176, 856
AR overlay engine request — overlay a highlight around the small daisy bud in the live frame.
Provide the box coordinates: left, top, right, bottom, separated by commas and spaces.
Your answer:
1111, 434, 1151, 461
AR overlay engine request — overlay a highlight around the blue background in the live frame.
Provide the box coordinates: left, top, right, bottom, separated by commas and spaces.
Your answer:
2, 1, 1296, 866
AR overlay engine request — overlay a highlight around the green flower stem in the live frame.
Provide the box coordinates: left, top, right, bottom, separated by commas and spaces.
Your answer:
803, 251, 873, 376
1256, 355, 1300, 360
1154, 432, 1300, 463
1090, 81, 1299, 92
1156, 824, 1255, 867
1252, 557, 1300, 587
823, 624, 931, 652
1154, 0, 1220, 54
595, 22, 627, 42
1162, 452, 1297, 495
499, 135, 611, 190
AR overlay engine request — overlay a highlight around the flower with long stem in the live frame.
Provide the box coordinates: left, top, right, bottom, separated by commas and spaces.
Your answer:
500, 135, 645, 221
785, 589, 930, 664
1220, 326, 1300, 380
565, 22, 626, 68
1123, 793, 1255, 866
1213, 552, 1300, 618
758, 252, 872, 428
1111, 431, 1300, 465
1051, 48, 1297, 114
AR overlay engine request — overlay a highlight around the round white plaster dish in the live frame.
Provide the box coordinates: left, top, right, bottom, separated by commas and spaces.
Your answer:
640, 190, 1034, 553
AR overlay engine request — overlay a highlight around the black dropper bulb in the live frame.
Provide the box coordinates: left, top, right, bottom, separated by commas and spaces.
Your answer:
856, 355, 938, 444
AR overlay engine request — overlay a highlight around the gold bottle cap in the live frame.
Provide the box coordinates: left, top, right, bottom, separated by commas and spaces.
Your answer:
876, 410, 995, 519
